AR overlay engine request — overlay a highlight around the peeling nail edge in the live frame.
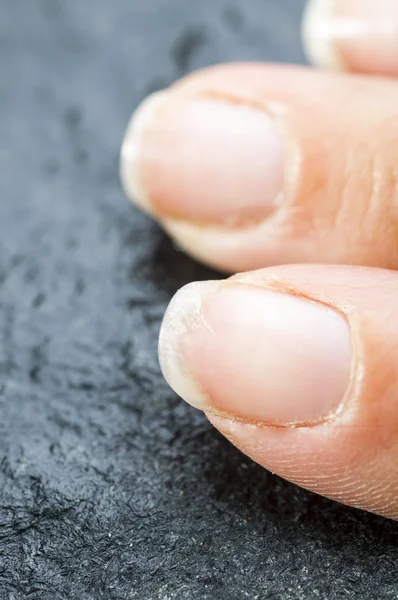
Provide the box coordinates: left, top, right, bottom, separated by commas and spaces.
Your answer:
158, 280, 221, 410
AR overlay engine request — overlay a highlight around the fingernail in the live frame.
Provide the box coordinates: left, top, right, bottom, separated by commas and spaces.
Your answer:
159, 282, 351, 426
120, 92, 284, 226
303, 0, 398, 75
120, 91, 169, 214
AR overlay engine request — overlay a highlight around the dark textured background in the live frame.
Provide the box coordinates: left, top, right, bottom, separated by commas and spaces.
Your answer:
1, 1, 398, 598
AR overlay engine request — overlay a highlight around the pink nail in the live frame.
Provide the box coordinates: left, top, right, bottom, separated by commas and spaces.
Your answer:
159, 281, 351, 426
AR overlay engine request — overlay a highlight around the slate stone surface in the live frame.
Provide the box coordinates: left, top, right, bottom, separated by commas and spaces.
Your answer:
0, 1, 398, 598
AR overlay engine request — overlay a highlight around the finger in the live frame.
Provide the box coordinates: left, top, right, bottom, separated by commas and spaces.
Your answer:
303, 0, 398, 76
159, 264, 398, 518
120, 64, 398, 273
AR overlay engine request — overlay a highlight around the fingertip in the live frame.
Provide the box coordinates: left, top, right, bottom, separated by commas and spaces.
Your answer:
161, 266, 398, 518
302, 0, 345, 70
302, 0, 398, 76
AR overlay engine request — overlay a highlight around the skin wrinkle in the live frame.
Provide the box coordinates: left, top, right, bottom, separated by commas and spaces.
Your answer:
214, 416, 398, 516
318, 125, 376, 264
352, 153, 385, 257
211, 413, 398, 517
357, 310, 398, 453
291, 108, 351, 258
369, 150, 398, 259
328, 136, 364, 259
360, 127, 398, 261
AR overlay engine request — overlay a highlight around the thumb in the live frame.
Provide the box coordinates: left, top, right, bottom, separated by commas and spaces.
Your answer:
159, 264, 398, 519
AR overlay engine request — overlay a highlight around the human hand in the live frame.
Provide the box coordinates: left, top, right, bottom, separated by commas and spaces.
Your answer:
120, 0, 398, 519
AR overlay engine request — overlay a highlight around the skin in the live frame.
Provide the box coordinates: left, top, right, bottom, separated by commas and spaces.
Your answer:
120, 0, 398, 519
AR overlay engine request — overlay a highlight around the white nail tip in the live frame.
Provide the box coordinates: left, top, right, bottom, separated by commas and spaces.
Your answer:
302, 0, 345, 70
120, 91, 168, 214
158, 281, 220, 410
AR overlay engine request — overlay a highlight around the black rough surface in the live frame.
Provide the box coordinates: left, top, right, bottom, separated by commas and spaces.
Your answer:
1, 1, 398, 598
